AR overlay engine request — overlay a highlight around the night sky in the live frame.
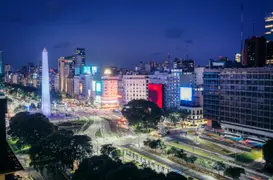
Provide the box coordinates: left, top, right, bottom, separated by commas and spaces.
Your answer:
0, 0, 272, 69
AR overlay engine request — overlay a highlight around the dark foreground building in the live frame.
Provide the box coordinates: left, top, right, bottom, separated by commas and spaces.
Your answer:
0, 95, 23, 180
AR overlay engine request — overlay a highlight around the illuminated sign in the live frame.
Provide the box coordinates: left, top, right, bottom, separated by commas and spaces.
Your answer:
180, 87, 192, 101
92, 66, 98, 74
96, 82, 102, 92
148, 84, 163, 108
95, 95, 101, 103
82, 66, 91, 74
104, 68, 111, 75
92, 81, 96, 91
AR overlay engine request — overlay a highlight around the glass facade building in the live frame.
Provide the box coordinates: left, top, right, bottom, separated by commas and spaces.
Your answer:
204, 67, 273, 139
203, 70, 220, 122
265, 12, 273, 42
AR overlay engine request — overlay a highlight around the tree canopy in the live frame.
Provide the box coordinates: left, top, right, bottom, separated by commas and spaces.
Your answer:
263, 139, 273, 171
122, 99, 163, 132
29, 129, 92, 174
8, 112, 56, 148
73, 155, 187, 180
100, 144, 121, 161
224, 167, 245, 180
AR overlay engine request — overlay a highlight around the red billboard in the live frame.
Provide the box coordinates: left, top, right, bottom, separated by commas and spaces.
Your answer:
148, 84, 163, 108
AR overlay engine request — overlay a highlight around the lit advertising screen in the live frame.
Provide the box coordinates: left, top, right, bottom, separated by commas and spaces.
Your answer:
92, 66, 98, 74
82, 66, 91, 74
96, 82, 102, 92
180, 87, 192, 101
148, 84, 163, 108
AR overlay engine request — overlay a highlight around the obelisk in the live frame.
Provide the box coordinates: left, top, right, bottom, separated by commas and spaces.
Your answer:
41, 48, 51, 116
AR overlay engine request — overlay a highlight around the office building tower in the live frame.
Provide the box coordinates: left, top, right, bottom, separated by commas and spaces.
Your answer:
203, 69, 220, 122
74, 76, 80, 97
182, 59, 194, 73
66, 75, 74, 97
165, 69, 182, 109
76, 48, 86, 66
242, 36, 266, 67
0, 51, 3, 76
0, 95, 23, 179
219, 67, 273, 139
173, 58, 183, 69
41, 48, 51, 116
266, 41, 273, 65
123, 75, 149, 103
265, 12, 273, 42
235, 53, 241, 63
101, 76, 119, 108
4, 64, 11, 74
54, 73, 59, 90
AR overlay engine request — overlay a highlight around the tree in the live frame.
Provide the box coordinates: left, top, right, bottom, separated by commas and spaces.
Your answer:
263, 139, 273, 171
174, 149, 187, 160
165, 172, 187, 180
224, 167, 245, 180
143, 139, 165, 152
122, 99, 163, 133
8, 112, 56, 148
165, 146, 178, 155
29, 130, 92, 174
185, 156, 197, 164
73, 155, 187, 180
73, 155, 119, 180
101, 144, 121, 161
213, 161, 226, 174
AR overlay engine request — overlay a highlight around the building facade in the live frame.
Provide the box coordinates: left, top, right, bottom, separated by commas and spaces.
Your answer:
101, 76, 119, 108
123, 75, 149, 103
0, 51, 3, 76
265, 12, 273, 42
203, 69, 220, 122
219, 67, 273, 138
242, 36, 266, 67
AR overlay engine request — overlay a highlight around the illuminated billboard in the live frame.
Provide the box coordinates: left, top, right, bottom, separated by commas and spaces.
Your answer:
180, 87, 192, 101
96, 82, 102, 92
91, 66, 98, 74
148, 84, 163, 108
82, 66, 91, 74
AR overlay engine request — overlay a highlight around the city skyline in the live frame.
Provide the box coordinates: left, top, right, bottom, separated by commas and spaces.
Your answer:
0, 0, 272, 69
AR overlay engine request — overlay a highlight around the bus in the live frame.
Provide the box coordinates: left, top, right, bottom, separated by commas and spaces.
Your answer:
245, 136, 265, 146
222, 132, 243, 141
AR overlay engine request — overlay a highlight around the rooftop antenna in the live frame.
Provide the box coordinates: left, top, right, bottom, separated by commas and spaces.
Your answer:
240, 2, 244, 63
252, 21, 255, 36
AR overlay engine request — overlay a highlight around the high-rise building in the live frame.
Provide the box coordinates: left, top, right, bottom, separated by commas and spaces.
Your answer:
182, 59, 194, 73
203, 69, 220, 122
242, 36, 266, 67
265, 12, 273, 42
266, 41, 273, 65
101, 76, 119, 108
123, 75, 149, 103
76, 48, 86, 66
220, 67, 273, 139
0, 95, 23, 179
165, 69, 182, 109
0, 51, 3, 76
4, 64, 11, 74
66, 75, 74, 97
204, 67, 273, 139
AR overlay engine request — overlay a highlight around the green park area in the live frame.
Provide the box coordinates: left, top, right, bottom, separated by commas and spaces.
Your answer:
197, 138, 232, 155
167, 141, 226, 162
232, 149, 263, 163
8, 139, 30, 154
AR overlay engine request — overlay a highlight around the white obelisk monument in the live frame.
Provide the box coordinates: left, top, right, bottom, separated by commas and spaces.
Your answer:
41, 48, 51, 116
